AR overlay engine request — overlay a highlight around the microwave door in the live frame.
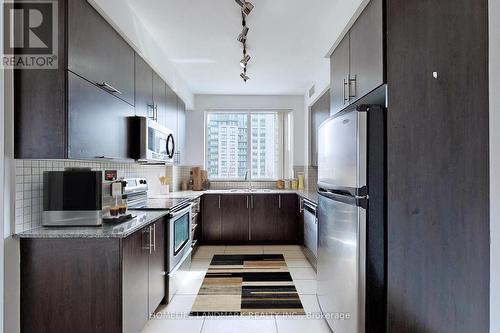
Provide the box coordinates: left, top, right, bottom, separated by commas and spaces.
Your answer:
159, 138, 168, 156
317, 107, 367, 195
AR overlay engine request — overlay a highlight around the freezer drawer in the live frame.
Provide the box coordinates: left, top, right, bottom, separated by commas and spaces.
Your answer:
317, 193, 366, 333
318, 108, 367, 194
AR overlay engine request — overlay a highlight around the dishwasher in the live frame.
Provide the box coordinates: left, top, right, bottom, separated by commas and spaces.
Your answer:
302, 199, 318, 269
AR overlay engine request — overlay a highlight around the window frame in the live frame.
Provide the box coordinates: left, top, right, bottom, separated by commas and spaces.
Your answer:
204, 109, 289, 181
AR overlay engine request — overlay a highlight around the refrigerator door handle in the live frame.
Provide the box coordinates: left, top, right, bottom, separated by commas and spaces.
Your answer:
318, 190, 367, 209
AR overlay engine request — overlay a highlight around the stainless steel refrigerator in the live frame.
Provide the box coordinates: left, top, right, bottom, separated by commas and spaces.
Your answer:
317, 98, 386, 333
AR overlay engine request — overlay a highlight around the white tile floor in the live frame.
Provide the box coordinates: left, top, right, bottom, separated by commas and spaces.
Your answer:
141, 245, 331, 333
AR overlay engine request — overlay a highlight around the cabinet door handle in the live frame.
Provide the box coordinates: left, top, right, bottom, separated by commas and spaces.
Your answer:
251, 195, 254, 209
97, 82, 122, 95
153, 224, 156, 252
279, 195, 282, 209
348, 75, 357, 99
147, 103, 155, 120
299, 198, 304, 213
142, 228, 151, 252
95, 156, 123, 160
247, 196, 249, 209
149, 226, 153, 254
343, 77, 349, 104
218, 196, 221, 209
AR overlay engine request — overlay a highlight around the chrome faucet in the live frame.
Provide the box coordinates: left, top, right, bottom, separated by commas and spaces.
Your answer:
244, 169, 252, 192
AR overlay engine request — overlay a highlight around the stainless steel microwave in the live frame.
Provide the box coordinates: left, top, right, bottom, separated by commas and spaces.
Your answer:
131, 116, 175, 164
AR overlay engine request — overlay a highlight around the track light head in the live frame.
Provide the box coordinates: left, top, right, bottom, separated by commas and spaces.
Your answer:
240, 54, 251, 68
235, 0, 254, 15
240, 72, 250, 82
237, 26, 249, 43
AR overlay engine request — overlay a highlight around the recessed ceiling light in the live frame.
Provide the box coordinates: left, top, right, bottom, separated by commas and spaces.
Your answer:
240, 54, 251, 68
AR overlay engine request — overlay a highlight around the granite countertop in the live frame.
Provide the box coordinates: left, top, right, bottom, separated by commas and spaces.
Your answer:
16, 189, 318, 239
151, 189, 319, 204
16, 210, 169, 239
295, 190, 319, 204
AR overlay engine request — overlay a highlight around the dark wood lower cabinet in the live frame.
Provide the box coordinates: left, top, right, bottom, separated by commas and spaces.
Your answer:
21, 238, 122, 333
202, 194, 222, 242
250, 194, 278, 241
221, 195, 250, 242
148, 219, 166, 312
20, 218, 166, 333
277, 194, 300, 243
201, 194, 300, 244
122, 228, 149, 333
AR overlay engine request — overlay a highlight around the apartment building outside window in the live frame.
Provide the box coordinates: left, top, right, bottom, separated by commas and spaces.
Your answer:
206, 111, 290, 180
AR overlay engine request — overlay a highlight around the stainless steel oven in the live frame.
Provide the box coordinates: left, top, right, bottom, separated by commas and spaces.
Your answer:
167, 201, 192, 301
132, 116, 175, 164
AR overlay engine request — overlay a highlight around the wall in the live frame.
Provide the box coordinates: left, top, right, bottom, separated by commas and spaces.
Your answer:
187, 95, 306, 169
490, 0, 499, 331
12, 160, 187, 234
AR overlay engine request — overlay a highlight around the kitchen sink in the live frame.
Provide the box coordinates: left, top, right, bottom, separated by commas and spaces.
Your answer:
229, 189, 273, 193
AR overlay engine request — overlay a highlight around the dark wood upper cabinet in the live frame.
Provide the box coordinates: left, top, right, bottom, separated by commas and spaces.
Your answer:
14, 0, 187, 161
122, 226, 149, 333
134, 54, 154, 118
221, 195, 250, 242
14, 0, 67, 159
349, 0, 384, 100
176, 97, 187, 165
67, 71, 134, 159
310, 90, 331, 166
330, 0, 384, 115
67, 0, 134, 105
330, 33, 350, 114
153, 72, 167, 126
202, 195, 222, 242
14, 0, 135, 159
250, 194, 279, 241
165, 84, 178, 134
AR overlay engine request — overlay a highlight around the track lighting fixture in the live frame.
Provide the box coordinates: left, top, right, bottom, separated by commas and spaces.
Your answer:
235, 0, 254, 16
240, 72, 250, 82
237, 26, 249, 43
240, 54, 251, 68
235, 1, 254, 82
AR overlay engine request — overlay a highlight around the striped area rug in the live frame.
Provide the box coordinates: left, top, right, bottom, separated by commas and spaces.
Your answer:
190, 254, 305, 316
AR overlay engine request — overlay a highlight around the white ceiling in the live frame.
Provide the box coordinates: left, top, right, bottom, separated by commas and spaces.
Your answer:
93, 0, 369, 95
121, 0, 365, 95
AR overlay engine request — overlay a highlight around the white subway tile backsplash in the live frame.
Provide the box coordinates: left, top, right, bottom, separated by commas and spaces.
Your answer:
13, 159, 194, 233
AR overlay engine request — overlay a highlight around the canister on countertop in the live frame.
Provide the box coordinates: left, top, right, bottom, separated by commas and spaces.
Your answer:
292, 179, 298, 190
298, 172, 305, 190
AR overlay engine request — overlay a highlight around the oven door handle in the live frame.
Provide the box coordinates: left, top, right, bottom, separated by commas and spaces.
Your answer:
169, 205, 192, 219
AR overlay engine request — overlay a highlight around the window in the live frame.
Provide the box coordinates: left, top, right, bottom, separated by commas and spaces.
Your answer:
206, 111, 288, 180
